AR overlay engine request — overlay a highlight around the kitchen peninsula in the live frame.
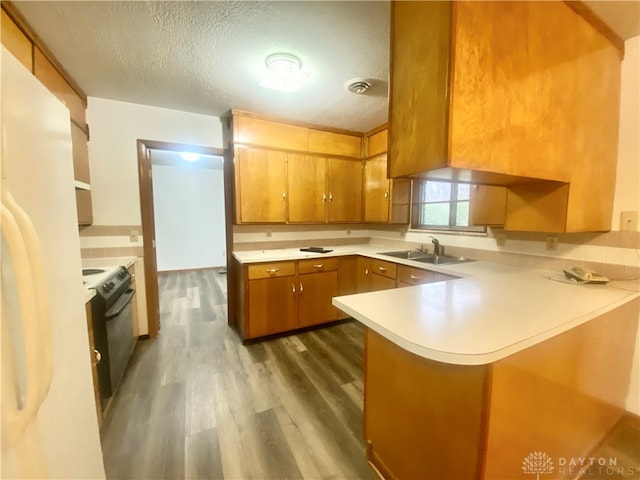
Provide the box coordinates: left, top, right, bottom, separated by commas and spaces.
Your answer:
332, 256, 639, 479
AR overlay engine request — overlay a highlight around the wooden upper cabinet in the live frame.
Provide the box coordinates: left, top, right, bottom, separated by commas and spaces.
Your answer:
389, 1, 618, 189
307, 129, 361, 158
287, 154, 326, 223
469, 185, 506, 227
234, 115, 308, 151
364, 154, 390, 223
367, 129, 388, 157
33, 47, 86, 127
1, 9, 32, 71
327, 157, 363, 223
235, 147, 287, 223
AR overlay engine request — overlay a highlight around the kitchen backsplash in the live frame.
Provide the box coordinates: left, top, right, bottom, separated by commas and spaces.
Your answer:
233, 224, 640, 282
79, 224, 144, 259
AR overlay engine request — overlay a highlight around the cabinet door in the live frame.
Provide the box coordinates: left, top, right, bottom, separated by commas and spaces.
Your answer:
337, 256, 358, 320
364, 154, 390, 223
236, 147, 286, 223
390, 179, 411, 224
298, 271, 338, 328
247, 275, 297, 338
469, 185, 506, 226
356, 257, 372, 293
327, 157, 363, 222
287, 154, 326, 223
370, 273, 397, 292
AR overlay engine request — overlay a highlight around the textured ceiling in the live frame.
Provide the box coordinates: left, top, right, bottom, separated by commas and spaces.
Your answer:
13, 1, 639, 133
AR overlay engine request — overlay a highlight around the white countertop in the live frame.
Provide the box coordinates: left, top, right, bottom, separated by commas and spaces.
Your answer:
234, 245, 639, 365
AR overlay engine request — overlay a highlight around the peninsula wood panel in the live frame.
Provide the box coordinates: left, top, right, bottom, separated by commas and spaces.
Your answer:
364, 154, 390, 223
287, 154, 326, 223
235, 147, 287, 223
33, 47, 86, 127
234, 115, 308, 151
247, 275, 297, 338
307, 129, 362, 158
483, 298, 639, 478
297, 271, 338, 328
1, 9, 32, 71
327, 158, 363, 223
365, 329, 488, 480
388, 0, 452, 178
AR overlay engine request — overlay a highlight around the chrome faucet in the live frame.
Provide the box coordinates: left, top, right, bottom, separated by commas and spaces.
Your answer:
429, 236, 441, 256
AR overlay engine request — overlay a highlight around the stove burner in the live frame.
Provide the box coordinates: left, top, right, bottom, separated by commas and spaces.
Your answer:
83, 268, 106, 275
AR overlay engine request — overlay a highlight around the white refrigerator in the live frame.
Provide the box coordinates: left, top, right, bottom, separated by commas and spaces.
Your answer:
1, 47, 105, 478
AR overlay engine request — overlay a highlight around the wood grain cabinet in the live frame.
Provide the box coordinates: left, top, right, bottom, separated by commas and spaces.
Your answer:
326, 157, 363, 223
240, 259, 338, 339
1, 9, 32, 71
389, 1, 621, 232
396, 265, 455, 287
357, 257, 397, 293
287, 154, 326, 223
234, 146, 287, 223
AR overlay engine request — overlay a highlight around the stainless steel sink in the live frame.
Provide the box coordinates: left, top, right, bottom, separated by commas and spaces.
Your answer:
378, 250, 475, 265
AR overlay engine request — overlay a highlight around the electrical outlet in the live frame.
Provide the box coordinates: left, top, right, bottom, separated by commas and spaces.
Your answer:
129, 229, 139, 242
496, 233, 506, 247
545, 236, 558, 251
346, 228, 351, 235
620, 211, 638, 231
266, 228, 272, 238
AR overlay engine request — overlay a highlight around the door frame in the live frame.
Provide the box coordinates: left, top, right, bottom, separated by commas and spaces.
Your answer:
136, 139, 229, 338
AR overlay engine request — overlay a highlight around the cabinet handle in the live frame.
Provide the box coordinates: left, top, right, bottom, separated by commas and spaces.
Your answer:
292, 284, 296, 294
299, 283, 304, 294
329, 193, 333, 202
384, 191, 389, 199
323, 193, 326, 202
313, 264, 324, 269
266, 268, 279, 275
378, 267, 388, 272
282, 191, 286, 200
365, 268, 370, 276
93, 349, 102, 365
409, 274, 421, 280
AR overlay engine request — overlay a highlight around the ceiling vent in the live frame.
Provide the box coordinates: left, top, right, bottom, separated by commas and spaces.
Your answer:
345, 78, 372, 94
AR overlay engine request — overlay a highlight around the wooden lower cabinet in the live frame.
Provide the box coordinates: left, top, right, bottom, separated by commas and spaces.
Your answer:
241, 259, 338, 339
358, 257, 398, 293
337, 256, 359, 319
364, 298, 639, 480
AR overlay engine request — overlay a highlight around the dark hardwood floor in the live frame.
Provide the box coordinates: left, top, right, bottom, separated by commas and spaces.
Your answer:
100, 269, 375, 479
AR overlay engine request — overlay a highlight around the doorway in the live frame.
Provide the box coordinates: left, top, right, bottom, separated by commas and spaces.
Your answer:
137, 140, 232, 338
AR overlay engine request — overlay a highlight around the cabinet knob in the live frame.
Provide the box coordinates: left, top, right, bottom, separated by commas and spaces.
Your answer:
282, 191, 286, 200
329, 193, 333, 202
323, 193, 326, 202
384, 191, 389, 199
93, 349, 102, 365
299, 283, 304, 294
365, 268, 370, 276
292, 284, 296, 294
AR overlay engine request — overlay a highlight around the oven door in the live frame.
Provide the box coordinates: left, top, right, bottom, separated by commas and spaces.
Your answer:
104, 288, 136, 393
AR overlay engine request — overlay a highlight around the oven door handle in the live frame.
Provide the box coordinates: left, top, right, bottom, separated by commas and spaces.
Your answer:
104, 289, 135, 320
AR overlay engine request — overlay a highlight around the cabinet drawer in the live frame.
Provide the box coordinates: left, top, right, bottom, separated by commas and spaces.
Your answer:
370, 259, 397, 279
397, 265, 436, 286
298, 258, 338, 274
248, 261, 295, 280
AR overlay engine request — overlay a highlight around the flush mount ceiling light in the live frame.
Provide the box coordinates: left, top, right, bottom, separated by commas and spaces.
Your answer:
260, 53, 310, 92
180, 152, 200, 162
345, 78, 373, 94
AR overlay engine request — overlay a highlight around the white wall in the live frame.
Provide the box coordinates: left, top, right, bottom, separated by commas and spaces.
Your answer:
86, 97, 224, 225
152, 160, 226, 271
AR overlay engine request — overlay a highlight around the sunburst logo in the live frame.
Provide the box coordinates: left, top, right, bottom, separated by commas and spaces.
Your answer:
522, 451, 554, 480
